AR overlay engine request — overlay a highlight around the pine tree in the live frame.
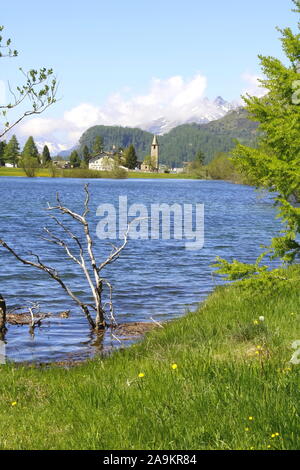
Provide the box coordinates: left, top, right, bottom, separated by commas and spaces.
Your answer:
82, 145, 90, 165
42, 145, 51, 166
92, 136, 103, 155
22, 136, 39, 161
214, 0, 300, 280
0, 141, 6, 166
4, 135, 20, 167
125, 144, 138, 169
70, 150, 81, 168
195, 150, 205, 166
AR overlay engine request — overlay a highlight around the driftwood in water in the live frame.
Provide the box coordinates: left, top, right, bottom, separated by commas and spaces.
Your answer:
6, 313, 50, 326
0, 294, 6, 338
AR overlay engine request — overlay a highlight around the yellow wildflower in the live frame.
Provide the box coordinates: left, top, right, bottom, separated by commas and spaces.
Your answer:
11, 402, 17, 407
138, 373, 145, 378
248, 416, 254, 421
171, 363, 178, 370
245, 427, 250, 432
253, 320, 259, 325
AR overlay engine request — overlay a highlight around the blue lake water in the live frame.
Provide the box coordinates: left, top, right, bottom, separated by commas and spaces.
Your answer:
0, 177, 280, 362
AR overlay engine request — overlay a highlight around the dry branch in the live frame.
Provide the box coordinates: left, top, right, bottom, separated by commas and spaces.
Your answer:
0, 184, 129, 332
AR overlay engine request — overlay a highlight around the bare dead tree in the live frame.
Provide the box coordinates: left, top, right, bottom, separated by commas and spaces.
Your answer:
0, 184, 129, 332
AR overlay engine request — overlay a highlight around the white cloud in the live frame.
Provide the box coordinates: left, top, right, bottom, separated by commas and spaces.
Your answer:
18, 73, 210, 149
20, 117, 63, 136
241, 73, 267, 100
64, 103, 102, 128
17, 72, 262, 152
36, 141, 69, 154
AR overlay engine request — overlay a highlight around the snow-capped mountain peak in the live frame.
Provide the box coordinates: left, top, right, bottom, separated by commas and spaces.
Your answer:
143, 96, 238, 135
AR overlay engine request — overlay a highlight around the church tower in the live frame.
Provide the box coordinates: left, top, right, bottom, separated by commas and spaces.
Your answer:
151, 135, 159, 171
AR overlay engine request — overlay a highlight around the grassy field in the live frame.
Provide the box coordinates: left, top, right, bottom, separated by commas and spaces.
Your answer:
0, 167, 50, 177
0, 265, 299, 450
0, 167, 197, 179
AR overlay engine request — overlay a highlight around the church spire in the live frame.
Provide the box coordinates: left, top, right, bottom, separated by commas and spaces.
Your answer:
151, 135, 159, 171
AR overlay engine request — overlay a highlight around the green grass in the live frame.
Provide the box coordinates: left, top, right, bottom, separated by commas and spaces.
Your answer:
0, 167, 197, 179
1, 265, 300, 450
0, 167, 50, 177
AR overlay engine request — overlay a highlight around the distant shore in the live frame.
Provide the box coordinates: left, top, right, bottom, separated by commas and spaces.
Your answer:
0, 167, 199, 179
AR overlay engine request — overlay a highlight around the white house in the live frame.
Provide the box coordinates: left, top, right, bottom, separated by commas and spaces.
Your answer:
89, 154, 115, 171
89, 152, 128, 172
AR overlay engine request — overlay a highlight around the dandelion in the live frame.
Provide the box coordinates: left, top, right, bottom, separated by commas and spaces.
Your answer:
245, 427, 250, 432
253, 320, 259, 325
248, 416, 254, 421
171, 363, 178, 370
138, 373, 145, 378
11, 402, 17, 406
259, 316, 265, 322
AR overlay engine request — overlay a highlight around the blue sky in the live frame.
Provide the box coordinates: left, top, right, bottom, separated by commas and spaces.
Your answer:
1, 0, 298, 151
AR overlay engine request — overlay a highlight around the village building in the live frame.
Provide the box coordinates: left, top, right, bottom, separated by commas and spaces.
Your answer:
141, 135, 159, 172
89, 153, 115, 171
53, 160, 71, 169
88, 137, 159, 172
89, 151, 128, 171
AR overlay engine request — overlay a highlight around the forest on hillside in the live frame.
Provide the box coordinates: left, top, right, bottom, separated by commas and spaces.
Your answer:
78, 109, 259, 167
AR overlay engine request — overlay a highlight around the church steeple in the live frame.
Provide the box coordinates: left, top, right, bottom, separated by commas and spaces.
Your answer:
151, 135, 159, 171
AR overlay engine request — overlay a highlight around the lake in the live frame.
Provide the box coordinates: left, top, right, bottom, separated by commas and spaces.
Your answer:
0, 177, 280, 362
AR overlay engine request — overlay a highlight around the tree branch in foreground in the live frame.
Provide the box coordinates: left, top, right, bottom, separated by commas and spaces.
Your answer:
0, 184, 129, 332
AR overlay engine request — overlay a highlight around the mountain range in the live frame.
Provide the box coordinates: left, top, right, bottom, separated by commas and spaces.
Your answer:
75, 107, 258, 167
142, 96, 238, 135
57, 95, 240, 158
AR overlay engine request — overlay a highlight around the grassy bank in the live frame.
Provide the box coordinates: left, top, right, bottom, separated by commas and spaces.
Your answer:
0, 167, 196, 179
0, 265, 299, 450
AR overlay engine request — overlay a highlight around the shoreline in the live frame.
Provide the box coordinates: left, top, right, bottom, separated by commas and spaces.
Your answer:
1, 264, 299, 449
0, 167, 246, 184
0, 167, 198, 179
